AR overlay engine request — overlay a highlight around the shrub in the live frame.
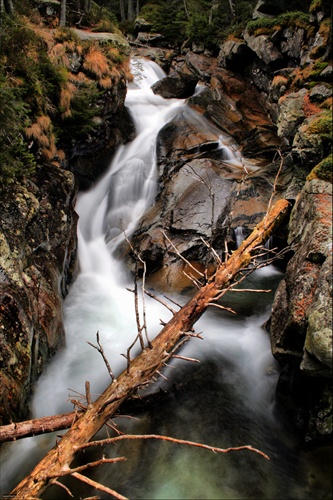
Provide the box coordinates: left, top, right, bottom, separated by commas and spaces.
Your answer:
57, 82, 100, 140
0, 81, 36, 183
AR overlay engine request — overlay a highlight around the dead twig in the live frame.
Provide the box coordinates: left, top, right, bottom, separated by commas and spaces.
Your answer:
43, 457, 126, 479
72, 472, 128, 500
75, 434, 270, 461
143, 288, 176, 315
266, 148, 284, 220
87, 332, 115, 382
85, 381, 92, 407
162, 230, 205, 278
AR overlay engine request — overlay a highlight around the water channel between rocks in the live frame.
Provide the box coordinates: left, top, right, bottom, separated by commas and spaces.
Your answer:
1, 59, 331, 500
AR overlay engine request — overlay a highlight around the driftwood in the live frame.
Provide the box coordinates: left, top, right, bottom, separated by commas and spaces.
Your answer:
10, 198, 290, 499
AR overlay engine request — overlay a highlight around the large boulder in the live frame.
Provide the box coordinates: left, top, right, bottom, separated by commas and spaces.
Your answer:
151, 70, 198, 99
128, 108, 289, 290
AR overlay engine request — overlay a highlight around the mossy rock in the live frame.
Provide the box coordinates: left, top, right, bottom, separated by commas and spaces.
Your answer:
307, 153, 333, 183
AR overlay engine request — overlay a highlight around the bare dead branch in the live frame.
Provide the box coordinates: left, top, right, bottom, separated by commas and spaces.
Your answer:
227, 288, 272, 293
182, 270, 202, 289
50, 479, 73, 497
200, 236, 223, 266
44, 457, 126, 479
143, 288, 176, 315
207, 303, 237, 314
72, 472, 128, 500
87, 332, 115, 382
162, 230, 205, 278
171, 354, 200, 363
163, 295, 183, 309
85, 381, 92, 407
10, 199, 289, 499
75, 434, 270, 461
266, 149, 284, 217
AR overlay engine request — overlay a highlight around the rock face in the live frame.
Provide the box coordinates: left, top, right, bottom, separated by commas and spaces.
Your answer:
270, 179, 332, 442
0, 165, 77, 424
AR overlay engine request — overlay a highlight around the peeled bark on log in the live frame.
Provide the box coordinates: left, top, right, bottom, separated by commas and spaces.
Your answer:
10, 199, 290, 499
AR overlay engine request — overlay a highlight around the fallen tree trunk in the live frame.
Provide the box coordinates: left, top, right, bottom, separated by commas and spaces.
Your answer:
10, 198, 290, 499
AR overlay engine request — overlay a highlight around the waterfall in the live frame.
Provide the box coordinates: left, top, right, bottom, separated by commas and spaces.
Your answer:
1, 59, 329, 500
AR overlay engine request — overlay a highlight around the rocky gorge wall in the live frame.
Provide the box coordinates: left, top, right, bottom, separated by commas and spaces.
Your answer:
0, 2, 331, 445
0, 30, 133, 425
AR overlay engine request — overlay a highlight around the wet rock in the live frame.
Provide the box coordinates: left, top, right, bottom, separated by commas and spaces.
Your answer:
185, 52, 214, 81
151, 71, 198, 99
280, 28, 305, 60
134, 17, 153, 34
136, 32, 166, 46
131, 47, 176, 73
68, 93, 135, 190
188, 67, 280, 158
128, 106, 288, 290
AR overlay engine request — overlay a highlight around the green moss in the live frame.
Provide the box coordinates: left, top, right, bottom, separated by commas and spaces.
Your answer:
309, 61, 329, 79
307, 111, 333, 136
246, 11, 310, 35
307, 154, 333, 183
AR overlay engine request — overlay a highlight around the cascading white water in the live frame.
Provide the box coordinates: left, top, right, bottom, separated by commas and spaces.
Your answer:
1, 59, 329, 500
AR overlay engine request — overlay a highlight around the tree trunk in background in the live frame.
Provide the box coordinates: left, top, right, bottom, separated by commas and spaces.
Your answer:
128, 0, 136, 21
2, 0, 14, 15
120, 0, 126, 21
60, 0, 66, 26
84, 0, 91, 13
228, 0, 235, 17
10, 199, 290, 500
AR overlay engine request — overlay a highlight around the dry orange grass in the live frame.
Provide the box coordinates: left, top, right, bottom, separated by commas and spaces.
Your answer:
25, 115, 58, 161
99, 76, 112, 89
83, 46, 111, 80
50, 43, 70, 67
60, 81, 77, 118
26, 115, 52, 146
272, 75, 288, 88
